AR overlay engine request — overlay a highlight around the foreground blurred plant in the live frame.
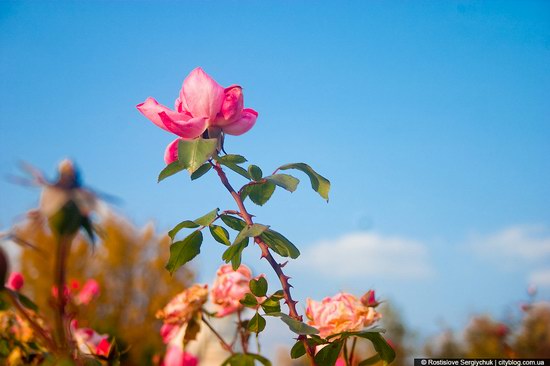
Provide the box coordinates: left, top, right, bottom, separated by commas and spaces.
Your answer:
137, 67, 396, 365
0, 160, 120, 364
11, 199, 193, 365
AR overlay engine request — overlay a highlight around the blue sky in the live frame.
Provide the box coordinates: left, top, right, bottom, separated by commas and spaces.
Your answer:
1, 0, 549, 351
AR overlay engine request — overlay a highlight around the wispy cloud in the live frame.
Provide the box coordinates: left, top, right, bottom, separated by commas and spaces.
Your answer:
529, 269, 550, 288
301, 232, 434, 280
468, 224, 550, 263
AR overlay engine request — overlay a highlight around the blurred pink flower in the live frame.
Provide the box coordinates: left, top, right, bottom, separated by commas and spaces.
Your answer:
157, 284, 209, 326
6, 272, 24, 291
75, 279, 100, 305
160, 323, 180, 344
71, 320, 111, 356
162, 345, 198, 366
211, 264, 254, 317
335, 358, 346, 366
306, 292, 381, 339
137, 67, 258, 164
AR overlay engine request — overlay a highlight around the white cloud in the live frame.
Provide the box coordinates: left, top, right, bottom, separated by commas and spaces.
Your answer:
469, 224, 550, 263
301, 232, 434, 280
529, 269, 550, 288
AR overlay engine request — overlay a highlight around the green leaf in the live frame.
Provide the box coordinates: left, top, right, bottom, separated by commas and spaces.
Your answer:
260, 297, 281, 314
177, 138, 218, 173
271, 290, 285, 300
218, 154, 247, 164
248, 313, 266, 333
358, 355, 382, 366
222, 353, 271, 366
249, 276, 268, 297
265, 174, 299, 192
266, 312, 319, 335
222, 239, 249, 270
248, 182, 276, 206
231, 252, 243, 270
18, 293, 38, 312
278, 163, 330, 201
158, 161, 186, 182
352, 332, 396, 365
165, 231, 203, 274
220, 215, 246, 231
194, 208, 219, 226
248, 165, 263, 181
168, 220, 199, 240
259, 229, 300, 259
209, 225, 231, 245
290, 340, 306, 359
221, 162, 250, 180
239, 293, 258, 307
184, 316, 201, 343
233, 224, 269, 246
81, 217, 95, 244
314, 340, 343, 366
190, 163, 212, 180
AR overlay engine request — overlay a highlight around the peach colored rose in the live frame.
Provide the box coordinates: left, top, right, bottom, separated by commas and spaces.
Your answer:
137, 67, 258, 164
211, 264, 254, 317
157, 284, 209, 325
306, 292, 381, 339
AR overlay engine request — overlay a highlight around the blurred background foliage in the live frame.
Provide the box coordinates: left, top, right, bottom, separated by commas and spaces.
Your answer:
12, 212, 194, 365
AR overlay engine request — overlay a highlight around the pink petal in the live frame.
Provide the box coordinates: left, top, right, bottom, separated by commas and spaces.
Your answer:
158, 112, 207, 139
180, 67, 224, 121
96, 338, 111, 357
76, 279, 100, 305
137, 97, 191, 133
219, 85, 243, 125
6, 272, 24, 291
160, 324, 180, 344
222, 108, 258, 136
164, 138, 182, 165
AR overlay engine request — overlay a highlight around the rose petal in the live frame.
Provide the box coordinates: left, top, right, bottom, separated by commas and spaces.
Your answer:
219, 85, 243, 125
164, 138, 182, 165
6, 272, 24, 291
137, 97, 191, 133
222, 108, 258, 136
158, 112, 208, 139
181, 67, 225, 121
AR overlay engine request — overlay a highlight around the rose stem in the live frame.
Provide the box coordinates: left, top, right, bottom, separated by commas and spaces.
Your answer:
212, 161, 317, 363
201, 314, 234, 354
54, 235, 71, 353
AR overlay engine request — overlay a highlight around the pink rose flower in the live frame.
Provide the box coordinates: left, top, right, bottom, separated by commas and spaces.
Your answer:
211, 264, 254, 317
162, 345, 198, 366
137, 67, 258, 164
75, 279, 100, 305
6, 272, 24, 291
71, 320, 111, 356
157, 284, 209, 326
306, 292, 381, 339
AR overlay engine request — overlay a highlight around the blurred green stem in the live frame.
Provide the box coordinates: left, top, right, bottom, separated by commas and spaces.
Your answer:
54, 234, 72, 354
